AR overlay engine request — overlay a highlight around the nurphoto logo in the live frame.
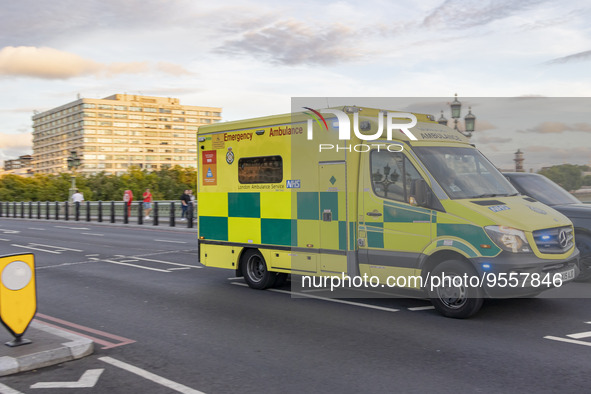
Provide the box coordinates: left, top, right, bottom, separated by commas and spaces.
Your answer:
303, 107, 417, 152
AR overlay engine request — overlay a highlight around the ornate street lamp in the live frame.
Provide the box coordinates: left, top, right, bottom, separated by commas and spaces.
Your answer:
440, 93, 476, 138
67, 150, 81, 199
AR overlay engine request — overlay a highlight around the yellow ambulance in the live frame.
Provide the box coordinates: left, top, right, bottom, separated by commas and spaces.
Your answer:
197, 106, 579, 318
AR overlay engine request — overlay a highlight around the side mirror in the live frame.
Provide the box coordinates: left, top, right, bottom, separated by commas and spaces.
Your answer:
411, 179, 431, 207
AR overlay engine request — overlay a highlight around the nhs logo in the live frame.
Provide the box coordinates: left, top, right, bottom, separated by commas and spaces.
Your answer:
286, 180, 301, 188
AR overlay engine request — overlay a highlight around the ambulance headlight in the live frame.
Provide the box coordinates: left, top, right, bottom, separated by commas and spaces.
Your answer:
484, 226, 531, 253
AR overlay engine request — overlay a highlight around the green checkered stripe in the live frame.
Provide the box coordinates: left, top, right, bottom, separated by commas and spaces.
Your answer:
199, 192, 351, 250
363, 200, 500, 256
364, 200, 432, 248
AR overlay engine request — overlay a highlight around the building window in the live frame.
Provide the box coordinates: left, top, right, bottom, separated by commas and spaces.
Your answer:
238, 156, 283, 184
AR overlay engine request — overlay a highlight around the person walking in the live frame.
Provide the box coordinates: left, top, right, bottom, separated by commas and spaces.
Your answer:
143, 188, 153, 219
188, 189, 196, 220
71, 189, 84, 204
180, 189, 191, 221
123, 189, 133, 217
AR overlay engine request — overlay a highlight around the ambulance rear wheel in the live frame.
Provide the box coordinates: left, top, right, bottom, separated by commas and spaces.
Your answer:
242, 249, 276, 289
428, 260, 483, 319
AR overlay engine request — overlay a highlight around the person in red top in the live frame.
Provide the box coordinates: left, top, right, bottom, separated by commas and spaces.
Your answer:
143, 188, 153, 219
123, 189, 133, 217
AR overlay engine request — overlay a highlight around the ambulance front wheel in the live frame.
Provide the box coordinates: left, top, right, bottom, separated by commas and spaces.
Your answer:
242, 249, 276, 290
427, 260, 484, 319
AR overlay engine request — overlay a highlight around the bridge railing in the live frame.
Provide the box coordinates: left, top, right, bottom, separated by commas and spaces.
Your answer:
0, 200, 196, 228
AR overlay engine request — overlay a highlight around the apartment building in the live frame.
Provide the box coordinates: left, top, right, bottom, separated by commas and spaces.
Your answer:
2, 154, 33, 176
32, 94, 221, 175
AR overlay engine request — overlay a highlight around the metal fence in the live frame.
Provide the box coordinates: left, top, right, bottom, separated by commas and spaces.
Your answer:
0, 200, 196, 228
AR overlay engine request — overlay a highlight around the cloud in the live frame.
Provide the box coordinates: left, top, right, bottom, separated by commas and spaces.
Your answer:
215, 19, 364, 66
156, 62, 194, 76
0, 46, 192, 79
0, 132, 32, 149
0, 46, 101, 78
474, 135, 512, 144
520, 145, 591, 167
0, 0, 192, 47
518, 121, 591, 134
422, 0, 547, 29
545, 49, 591, 65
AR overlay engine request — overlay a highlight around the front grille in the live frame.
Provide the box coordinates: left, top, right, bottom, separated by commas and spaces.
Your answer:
533, 226, 574, 254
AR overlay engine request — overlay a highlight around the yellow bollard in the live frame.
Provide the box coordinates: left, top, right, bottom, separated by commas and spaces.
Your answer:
0, 253, 36, 347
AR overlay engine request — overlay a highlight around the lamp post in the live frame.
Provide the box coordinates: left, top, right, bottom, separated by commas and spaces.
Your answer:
66, 150, 80, 199
438, 93, 476, 138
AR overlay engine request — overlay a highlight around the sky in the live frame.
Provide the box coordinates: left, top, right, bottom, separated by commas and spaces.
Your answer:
1, 0, 590, 171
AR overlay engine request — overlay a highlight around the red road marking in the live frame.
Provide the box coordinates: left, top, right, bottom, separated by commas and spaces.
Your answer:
35, 313, 136, 349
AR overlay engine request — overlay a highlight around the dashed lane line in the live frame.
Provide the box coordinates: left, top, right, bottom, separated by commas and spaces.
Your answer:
96, 258, 171, 273
544, 336, 591, 347
11, 244, 61, 254
408, 306, 436, 311
29, 243, 83, 252
154, 239, 188, 244
131, 256, 202, 269
230, 282, 400, 312
567, 331, 591, 339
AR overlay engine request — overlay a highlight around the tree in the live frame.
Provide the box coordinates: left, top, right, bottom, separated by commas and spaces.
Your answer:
0, 166, 197, 202
538, 164, 583, 191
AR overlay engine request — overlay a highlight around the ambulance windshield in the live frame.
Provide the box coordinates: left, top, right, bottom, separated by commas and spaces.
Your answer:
414, 146, 518, 200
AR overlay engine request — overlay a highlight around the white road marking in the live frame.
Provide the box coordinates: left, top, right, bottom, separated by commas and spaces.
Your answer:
0, 229, 19, 234
227, 277, 242, 280
100, 259, 171, 273
27, 227, 45, 230
11, 244, 61, 254
408, 306, 436, 311
154, 239, 188, 244
36, 260, 94, 269
169, 267, 191, 270
0, 382, 24, 394
544, 336, 591, 347
567, 331, 591, 339
0, 238, 10, 241
82, 232, 104, 236
86, 254, 100, 257
99, 356, 204, 394
30, 369, 104, 389
230, 282, 399, 312
29, 243, 83, 252
131, 256, 202, 268
54, 226, 90, 230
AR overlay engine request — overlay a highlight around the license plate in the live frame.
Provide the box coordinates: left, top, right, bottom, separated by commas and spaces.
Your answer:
559, 268, 576, 282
